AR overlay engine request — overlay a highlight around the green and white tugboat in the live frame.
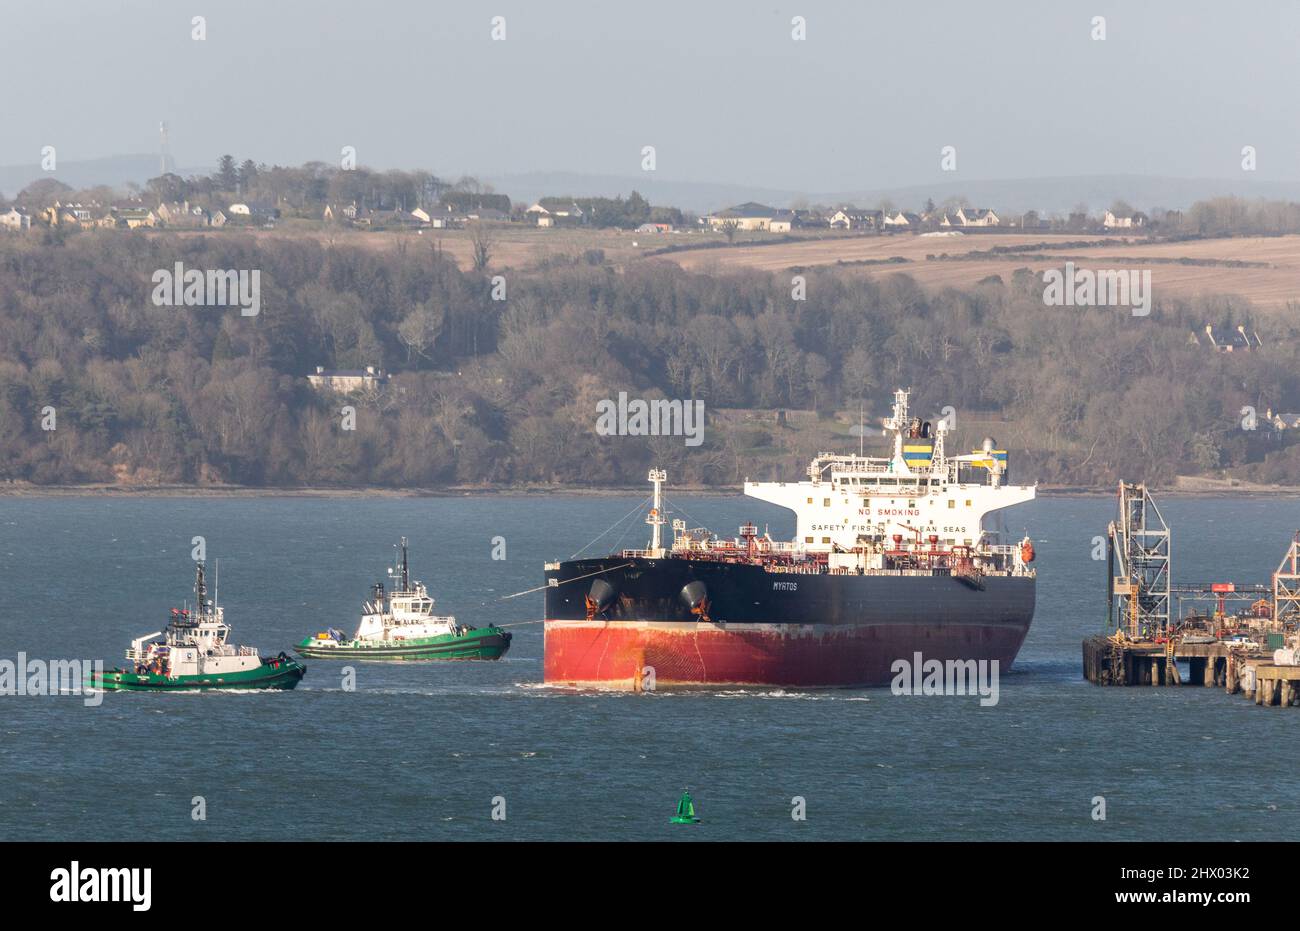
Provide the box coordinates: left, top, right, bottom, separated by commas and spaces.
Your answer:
88, 561, 305, 692
295, 538, 512, 661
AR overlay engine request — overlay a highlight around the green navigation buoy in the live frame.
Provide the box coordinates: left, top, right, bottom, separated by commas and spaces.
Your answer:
670, 790, 701, 824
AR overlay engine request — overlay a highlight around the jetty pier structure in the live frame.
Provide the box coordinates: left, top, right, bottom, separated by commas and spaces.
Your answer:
1082, 483, 1300, 707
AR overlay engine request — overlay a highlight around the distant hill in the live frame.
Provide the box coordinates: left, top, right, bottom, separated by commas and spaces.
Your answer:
0, 154, 208, 200
485, 170, 1300, 217
481, 171, 802, 216
5, 155, 1299, 218
821, 175, 1300, 217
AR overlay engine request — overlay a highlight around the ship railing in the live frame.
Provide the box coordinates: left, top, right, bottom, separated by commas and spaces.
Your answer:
828, 565, 1034, 579
667, 538, 805, 555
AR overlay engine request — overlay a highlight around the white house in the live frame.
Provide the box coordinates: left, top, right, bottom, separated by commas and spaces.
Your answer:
306, 365, 389, 393
828, 208, 884, 231
157, 201, 209, 228
0, 207, 32, 231
884, 210, 922, 228
705, 202, 780, 231
768, 211, 797, 233
526, 202, 585, 226
1104, 210, 1147, 229
956, 207, 1000, 227
227, 201, 280, 220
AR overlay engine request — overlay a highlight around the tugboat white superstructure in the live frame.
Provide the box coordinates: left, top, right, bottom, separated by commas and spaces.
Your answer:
296, 538, 512, 661
544, 388, 1038, 689
89, 561, 305, 691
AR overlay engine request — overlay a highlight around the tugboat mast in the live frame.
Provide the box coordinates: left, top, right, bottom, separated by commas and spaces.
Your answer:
194, 561, 208, 614
399, 536, 410, 592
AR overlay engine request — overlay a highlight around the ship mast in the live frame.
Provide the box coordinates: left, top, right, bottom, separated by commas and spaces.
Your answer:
646, 469, 666, 557
399, 537, 410, 592
194, 561, 208, 615
882, 388, 910, 464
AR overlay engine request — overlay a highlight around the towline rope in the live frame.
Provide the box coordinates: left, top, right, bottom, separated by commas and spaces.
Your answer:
496, 562, 634, 601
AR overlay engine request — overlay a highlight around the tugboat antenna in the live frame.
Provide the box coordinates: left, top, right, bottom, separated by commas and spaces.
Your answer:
401, 537, 410, 592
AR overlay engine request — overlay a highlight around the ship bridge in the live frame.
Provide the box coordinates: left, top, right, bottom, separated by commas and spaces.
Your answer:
744, 390, 1035, 552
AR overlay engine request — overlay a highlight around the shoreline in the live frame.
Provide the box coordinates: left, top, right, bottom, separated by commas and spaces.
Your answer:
1, 482, 1298, 499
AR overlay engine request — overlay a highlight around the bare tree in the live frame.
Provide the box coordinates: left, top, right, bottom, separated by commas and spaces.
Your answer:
470, 224, 494, 272
398, 305, 445, 363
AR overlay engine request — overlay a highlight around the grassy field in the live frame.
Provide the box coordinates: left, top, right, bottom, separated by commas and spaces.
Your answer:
661, 231, 1300, 309
197, 223, 707, 272
168, 225, 1300, 309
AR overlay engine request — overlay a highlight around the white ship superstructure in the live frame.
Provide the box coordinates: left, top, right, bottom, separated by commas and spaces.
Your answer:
744, 389, 1035, 553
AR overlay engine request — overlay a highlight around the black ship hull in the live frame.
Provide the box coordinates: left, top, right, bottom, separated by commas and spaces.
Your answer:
543, 557, 1035, 688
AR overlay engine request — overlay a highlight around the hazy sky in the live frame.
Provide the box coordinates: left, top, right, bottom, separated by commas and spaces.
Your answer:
4, 0, 1297, 189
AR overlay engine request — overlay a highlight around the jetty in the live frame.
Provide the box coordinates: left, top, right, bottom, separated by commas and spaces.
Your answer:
1081, 483, 1300, 707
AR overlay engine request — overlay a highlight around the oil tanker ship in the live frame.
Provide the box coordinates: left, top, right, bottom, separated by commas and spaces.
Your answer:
543, 389, 1037, 689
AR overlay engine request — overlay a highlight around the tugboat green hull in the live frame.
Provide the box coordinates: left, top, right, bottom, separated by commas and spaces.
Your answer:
295, 627, 511, 661
88, 659, 306, 692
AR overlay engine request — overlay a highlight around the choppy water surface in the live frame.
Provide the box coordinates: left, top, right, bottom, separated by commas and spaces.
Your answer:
2, 493, 1298, 840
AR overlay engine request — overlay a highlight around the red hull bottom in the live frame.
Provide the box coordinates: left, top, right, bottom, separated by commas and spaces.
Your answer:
543, 620, 1030, 689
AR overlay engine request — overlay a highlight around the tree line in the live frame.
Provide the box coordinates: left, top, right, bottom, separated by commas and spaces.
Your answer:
0, 232, 1296, 488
